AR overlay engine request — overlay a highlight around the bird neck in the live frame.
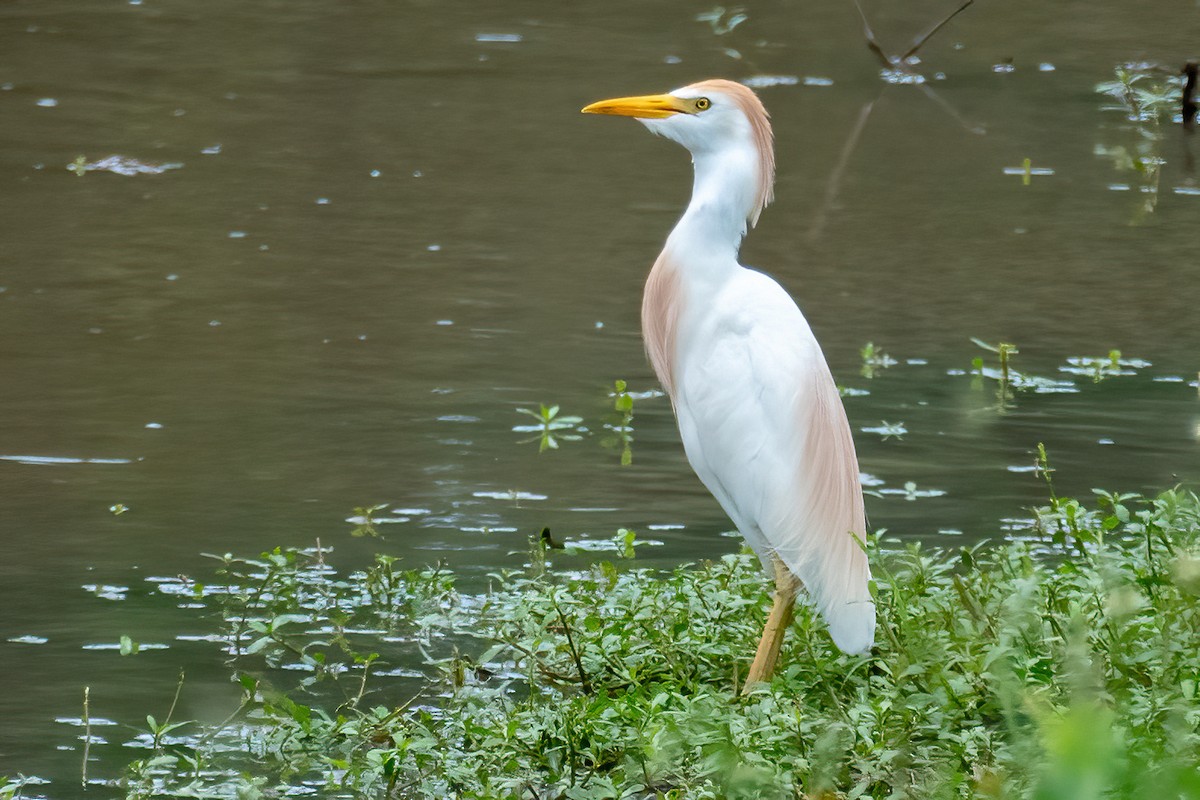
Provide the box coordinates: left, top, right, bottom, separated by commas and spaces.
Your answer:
664, 146, 758, 274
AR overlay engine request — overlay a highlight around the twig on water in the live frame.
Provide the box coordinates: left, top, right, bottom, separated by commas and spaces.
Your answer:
851, 0, 975, 72
163, 669, 185, 730
846, 0, 984, 137
81, 686, 91, 790
902, 0, 975, 60
850, 0, 893, 69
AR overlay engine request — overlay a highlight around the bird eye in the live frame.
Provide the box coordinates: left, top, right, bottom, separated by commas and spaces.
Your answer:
694, 97, 711, 111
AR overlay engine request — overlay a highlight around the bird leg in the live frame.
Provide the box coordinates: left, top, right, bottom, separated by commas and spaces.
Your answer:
741, 556, 801, 693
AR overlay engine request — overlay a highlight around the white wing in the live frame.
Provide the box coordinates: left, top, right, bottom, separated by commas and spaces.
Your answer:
672, 267, 874, 654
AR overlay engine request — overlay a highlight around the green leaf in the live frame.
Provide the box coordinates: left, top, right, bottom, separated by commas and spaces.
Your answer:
245, 636, 273, 655
270, 614, 310, 630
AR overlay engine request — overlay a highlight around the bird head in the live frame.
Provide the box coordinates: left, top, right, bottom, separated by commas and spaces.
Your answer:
582, 79, 775, 226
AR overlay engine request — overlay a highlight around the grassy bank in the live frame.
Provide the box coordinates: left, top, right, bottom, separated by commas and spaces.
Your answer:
6, 486, 1200, 800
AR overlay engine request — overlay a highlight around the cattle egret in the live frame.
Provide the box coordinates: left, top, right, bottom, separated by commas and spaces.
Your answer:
582, 80, 874, 689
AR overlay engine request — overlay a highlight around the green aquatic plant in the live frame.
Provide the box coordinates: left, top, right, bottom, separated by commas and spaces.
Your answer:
513, 403, 585, 452
971, 337, 1019, 411
0, 776, 37, 799
860, 341, 896, 379
966, 339, 1079, 406
602, 379, 637, 466
1060, 350, 1150, 383
515, 383, 660, 460
42, 484, 1200, 799
1096, 65, 1183, 123
348, 503, 389, 538
1094, 63, 1184, 223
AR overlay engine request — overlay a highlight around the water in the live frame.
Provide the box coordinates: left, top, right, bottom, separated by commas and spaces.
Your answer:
1, 0, 1197, 789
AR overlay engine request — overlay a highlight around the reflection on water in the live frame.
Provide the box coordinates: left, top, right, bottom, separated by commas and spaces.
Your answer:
1, 0, 1197, 788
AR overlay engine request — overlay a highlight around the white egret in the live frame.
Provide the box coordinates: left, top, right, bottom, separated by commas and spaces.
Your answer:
582, 80, 874, 689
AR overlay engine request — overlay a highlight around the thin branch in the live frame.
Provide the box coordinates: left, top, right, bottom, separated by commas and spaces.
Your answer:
81, 686, 91, 790
349, 655, 377, 709
902, 0, 975, 60
850, 0, 894, 69
163, 669, 185, 728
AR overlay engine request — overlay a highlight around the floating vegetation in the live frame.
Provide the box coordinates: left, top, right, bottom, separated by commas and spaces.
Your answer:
1060, 350, 1151, 382
513, 403, 584, 452
966, 338, 1077, 408
556, 528, 663, 557
346, 504, 404, 538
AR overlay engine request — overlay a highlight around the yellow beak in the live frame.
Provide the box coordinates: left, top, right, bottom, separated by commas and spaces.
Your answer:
581, 93, 690, 119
